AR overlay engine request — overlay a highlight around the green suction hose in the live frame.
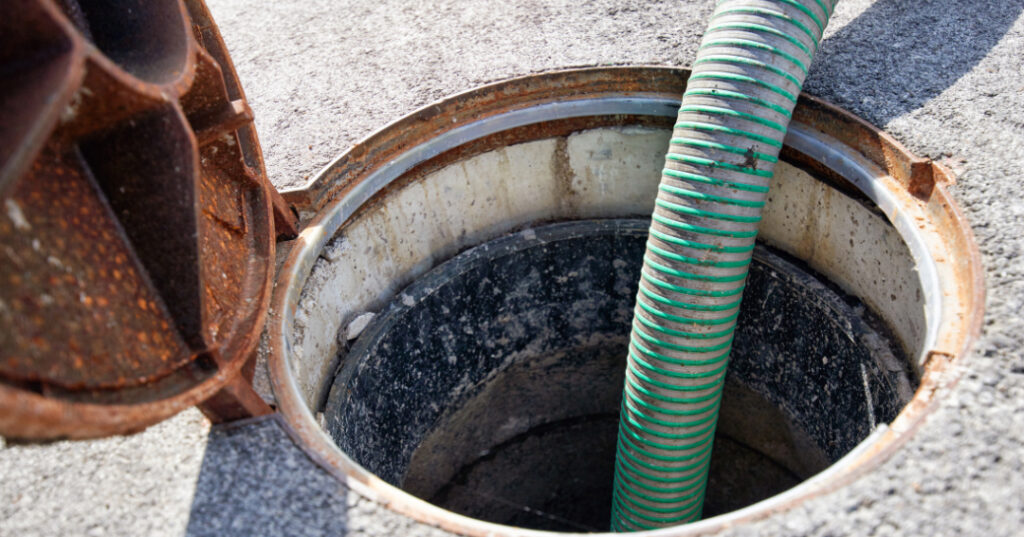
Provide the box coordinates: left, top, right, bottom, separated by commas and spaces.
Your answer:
611, 0, 837, 531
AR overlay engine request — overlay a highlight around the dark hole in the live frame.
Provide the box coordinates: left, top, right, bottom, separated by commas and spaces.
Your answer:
325, 219, 914, 532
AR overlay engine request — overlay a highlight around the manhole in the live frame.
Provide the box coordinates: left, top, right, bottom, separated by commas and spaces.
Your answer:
268, 67, 982, 535
325, 219, 909, 532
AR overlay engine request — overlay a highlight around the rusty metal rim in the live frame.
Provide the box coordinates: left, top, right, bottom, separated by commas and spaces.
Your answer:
783, 122, 944, 365
268, 67, 983, 536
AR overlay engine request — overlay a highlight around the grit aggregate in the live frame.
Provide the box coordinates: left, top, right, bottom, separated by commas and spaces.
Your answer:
2, 1, 1023, 536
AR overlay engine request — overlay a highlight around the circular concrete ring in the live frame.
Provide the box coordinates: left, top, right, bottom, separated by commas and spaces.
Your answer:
268, 67, 983, 537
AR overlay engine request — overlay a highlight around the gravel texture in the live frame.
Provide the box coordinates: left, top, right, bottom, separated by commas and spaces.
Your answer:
2, 0, 1023, 536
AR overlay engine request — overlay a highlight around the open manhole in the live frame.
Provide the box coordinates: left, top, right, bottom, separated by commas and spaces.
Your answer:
268, 67, 982, 535
325, 219, 909, 531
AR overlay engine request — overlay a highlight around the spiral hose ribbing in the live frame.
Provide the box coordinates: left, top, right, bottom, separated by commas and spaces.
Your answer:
611, 0, 838, 531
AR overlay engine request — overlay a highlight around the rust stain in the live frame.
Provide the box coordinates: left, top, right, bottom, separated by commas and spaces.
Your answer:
0, 0, 288, 440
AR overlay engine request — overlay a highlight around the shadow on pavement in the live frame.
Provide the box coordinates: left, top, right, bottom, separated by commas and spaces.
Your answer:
809, 0, 1024, 125
184, 415, 350, 537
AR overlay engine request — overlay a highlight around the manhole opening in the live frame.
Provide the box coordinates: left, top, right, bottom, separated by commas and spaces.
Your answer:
323, 219, 913, 532
268, 69, 981, 537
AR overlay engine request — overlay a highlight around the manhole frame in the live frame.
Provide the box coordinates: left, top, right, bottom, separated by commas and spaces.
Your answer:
267, 66, 984, 537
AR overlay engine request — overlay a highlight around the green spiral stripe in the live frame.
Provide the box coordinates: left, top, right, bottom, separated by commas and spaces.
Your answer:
630, 337, 731, 366
698, 39, 809, 75
635, 311, 737, 340
612, 501, 697, 530
614, 483, 703, 517
716, 0, 827, 33
704, 22, 812, 57
673, 120, 783, 149
652, 212, 758, 239
617, 440, 714, 476
635, 298, 741, 325
631, 335, 731, 366
624, 386, 722, 419
626, 364, 724, 394
615, 482, 703, 514
647, 227, 756, 255
622, 414, 719, 443
627, 358, 725, 391
647, 241, 752, 269
643, 254, 749, 282
688, 71, 797, 104
626, 344, 733, 373
618, 413, 717, 451
610, 504, 660, 530
633, 320, 735, 356
670, 134, 781, 161
666, 151, 773, 179
623, 397, 722, 432
634, 314, 735, 345
614, 463, 708, 503
694, 55, 802, 88
614, 477, 704, 508
684, 88, 791, 122
638, 285, 742, 313
616, 445, 714, 485
774, 0, 826, 33
630, 351, 731, 380
616, 443, 712, 482
809, 0, 831, 24
628, 364, 724, 396
717, 0, 826, 34
638, 290, 741, 316
711, 7, 818, 51
613, 481, 705, 518
662, 166, 770, 193
619, 420, 717, 459
677, 103, 787, 134
613, 494, 703, 524
625, 373, 726, 406
659, 183, 766, 209
665, 149, 775, 178
614, 476, 705, 506
641, 268, 748, 296
655, 198, 762, 224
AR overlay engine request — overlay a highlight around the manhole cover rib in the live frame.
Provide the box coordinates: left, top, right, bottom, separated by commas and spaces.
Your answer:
0, 0, 293, 439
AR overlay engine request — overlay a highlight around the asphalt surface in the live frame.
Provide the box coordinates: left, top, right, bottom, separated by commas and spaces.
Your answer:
2, 0, 1023, 536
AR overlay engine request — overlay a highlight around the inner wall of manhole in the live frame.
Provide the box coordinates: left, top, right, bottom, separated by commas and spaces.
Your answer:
268, 69, 982, 536
324, 219, 911, 531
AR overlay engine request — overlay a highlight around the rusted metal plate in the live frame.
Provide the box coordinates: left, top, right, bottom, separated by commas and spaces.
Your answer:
0, 0, 284, 439
0, 143, 192, 390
